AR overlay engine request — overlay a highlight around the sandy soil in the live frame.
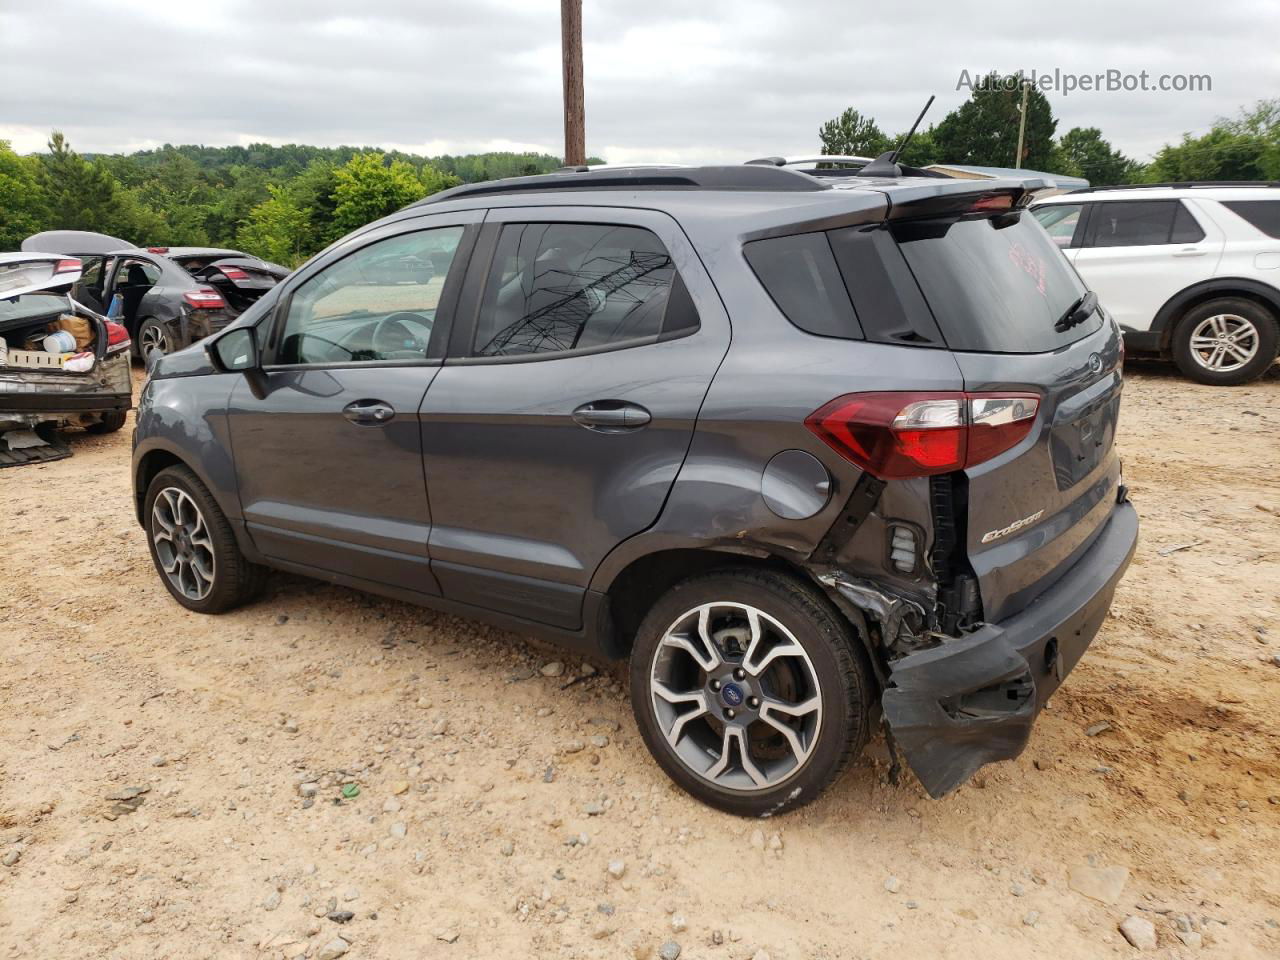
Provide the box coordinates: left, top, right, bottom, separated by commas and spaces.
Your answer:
2, 361, 1278, 959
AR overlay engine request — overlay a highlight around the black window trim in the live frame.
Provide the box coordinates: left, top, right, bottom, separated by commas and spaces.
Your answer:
444, 217, 700, 367
260, 218, 481, 371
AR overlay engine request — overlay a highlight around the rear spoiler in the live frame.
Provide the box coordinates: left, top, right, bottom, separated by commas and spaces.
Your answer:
881, 177, 1051, 221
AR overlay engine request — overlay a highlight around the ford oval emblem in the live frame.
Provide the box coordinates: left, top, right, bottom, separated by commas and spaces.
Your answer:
1088, 353, 1104, 374
720, 682, 745, 707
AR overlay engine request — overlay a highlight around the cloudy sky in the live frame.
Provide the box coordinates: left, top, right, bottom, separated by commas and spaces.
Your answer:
2, 0, 1276, 164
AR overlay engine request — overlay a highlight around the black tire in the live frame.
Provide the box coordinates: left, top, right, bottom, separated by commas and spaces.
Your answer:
85, 410, 128, 434
143, 464, 266, 613
1171, 297, 1278, 386
629, 568, 874, 817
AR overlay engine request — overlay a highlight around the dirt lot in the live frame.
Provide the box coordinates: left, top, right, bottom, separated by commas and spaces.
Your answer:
2, 362, 1278, 959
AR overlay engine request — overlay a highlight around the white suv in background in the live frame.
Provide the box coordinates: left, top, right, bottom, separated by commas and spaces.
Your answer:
1033, 184, 1280, 384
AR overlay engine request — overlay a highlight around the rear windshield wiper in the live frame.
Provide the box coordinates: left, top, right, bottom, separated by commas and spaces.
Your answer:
1055, 290, 1097, 333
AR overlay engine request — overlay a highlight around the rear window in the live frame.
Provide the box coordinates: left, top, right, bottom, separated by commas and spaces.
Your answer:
1082, 199, 1204, 247
892, 212, 1097, 353
1221, 199, 1280, 239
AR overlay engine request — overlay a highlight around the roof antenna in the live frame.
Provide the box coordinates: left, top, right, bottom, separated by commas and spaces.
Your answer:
857, 94, 935, 178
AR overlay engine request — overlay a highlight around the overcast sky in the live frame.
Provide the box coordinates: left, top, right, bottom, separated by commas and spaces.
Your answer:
2, 0, 1276, 165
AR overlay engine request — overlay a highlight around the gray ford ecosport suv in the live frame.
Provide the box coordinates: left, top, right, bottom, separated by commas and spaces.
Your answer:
132, 163, 1138, 815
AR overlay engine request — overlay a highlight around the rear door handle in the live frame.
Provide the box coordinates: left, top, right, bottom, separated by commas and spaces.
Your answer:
572, 400, 651, 432
1172, 247, 1207, 257
343, 399, 395, 425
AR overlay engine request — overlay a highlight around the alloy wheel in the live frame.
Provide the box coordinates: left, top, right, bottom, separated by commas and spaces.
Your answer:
648, 602, 823, 792
1188, 313, 1259, 373
140, 323, 169, 357
151, 487, 216, 601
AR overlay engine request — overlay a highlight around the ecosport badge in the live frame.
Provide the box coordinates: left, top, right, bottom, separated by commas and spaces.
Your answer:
981, 509, 1045, 543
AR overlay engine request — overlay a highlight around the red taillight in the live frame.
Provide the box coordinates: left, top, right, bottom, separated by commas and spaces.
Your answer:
806, 391, 1040, 478
218, 266, 249, 281
53, 258, 81, 275
182, 288, 227, 310
147, 246, 170, 254
105, 320, 130, 347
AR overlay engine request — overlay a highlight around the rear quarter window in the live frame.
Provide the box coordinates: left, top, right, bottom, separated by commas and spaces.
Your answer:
1220, 199, 1280, 239
743, 233, 863, 340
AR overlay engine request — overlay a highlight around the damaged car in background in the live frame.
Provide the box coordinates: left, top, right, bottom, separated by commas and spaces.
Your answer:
22, 231, 288, 360
1, 252, 132, 465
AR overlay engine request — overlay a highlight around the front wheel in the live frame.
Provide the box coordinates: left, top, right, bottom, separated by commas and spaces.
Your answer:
144, 464, 265, 613
1172, 298, 1278, 385
629, 569, 874, 816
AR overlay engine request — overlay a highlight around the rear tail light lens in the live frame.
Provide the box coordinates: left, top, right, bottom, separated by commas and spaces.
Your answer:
183, 288, 227, 310
806, 391, 1040, 478
53, 258, 82, 274
218, 266, 249, 281
105, 320, 130, 349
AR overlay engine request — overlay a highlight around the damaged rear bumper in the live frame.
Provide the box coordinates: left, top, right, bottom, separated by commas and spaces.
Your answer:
878, 500, 1138, 798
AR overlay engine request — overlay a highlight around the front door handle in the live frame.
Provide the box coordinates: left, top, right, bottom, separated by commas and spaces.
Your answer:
343, 399, 395, 425
572, 400, 651, 433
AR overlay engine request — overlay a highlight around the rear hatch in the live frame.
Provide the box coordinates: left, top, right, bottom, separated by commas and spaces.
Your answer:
887, 192, 1123, 623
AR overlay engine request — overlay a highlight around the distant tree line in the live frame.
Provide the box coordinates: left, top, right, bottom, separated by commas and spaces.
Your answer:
0, 136, 586, 264
819, 75, 1280, 188
3, 82, 1277, 262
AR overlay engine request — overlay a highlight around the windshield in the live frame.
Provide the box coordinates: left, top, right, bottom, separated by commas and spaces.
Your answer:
892, 212, 1097, 353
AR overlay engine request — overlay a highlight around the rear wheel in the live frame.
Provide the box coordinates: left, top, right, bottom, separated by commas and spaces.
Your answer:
85, 410, 127, 434
1172, 298, 1278, 385
144, 465, 265, 613
137, 318, 174, 360
629, 569, 874, 816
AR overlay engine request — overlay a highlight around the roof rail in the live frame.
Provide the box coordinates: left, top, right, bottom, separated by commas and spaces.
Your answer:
1068, 181, 1280, 194
414, 165, 830, 206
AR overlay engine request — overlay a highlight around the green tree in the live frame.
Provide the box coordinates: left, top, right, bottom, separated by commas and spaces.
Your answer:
419, 163, 462, 197
1053, 127, 1139, 186
0, 140, 47, 249
330, 153, 428, 235
933, 74, 1057, 170
236, 185, 312, 267
818, 108, 893, 157
1144, 128, 1269, 182
37, 131, 122, 234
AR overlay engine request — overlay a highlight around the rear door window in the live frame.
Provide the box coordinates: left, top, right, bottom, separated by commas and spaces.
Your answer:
472, 223, 696, 357
891, 212, 1098, 353
1220, 199, 1280, 239
1082, 199, 1204, 247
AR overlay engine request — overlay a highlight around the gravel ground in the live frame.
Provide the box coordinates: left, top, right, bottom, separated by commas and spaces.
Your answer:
2, 361, 1278, 959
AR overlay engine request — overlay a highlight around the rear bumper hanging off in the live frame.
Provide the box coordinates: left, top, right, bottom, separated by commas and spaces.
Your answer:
876, 500, 1138, 798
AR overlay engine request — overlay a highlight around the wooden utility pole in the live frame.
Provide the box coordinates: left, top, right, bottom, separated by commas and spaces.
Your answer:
1014, 77, 1029, 169
561, 0, 586, 166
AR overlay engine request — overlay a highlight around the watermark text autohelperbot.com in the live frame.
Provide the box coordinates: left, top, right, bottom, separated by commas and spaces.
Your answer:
957, 69, 1212, 97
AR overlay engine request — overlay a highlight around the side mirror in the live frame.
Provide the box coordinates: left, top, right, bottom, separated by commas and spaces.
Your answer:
206, 327, 259, 373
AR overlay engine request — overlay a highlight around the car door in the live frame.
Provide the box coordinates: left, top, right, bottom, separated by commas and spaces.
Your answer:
225, 210, 482, 595
419, 207, 730, 629
1071, 199, 1224, 331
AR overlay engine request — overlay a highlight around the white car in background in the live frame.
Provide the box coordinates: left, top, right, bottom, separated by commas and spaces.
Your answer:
1033, 184, 1280, 384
